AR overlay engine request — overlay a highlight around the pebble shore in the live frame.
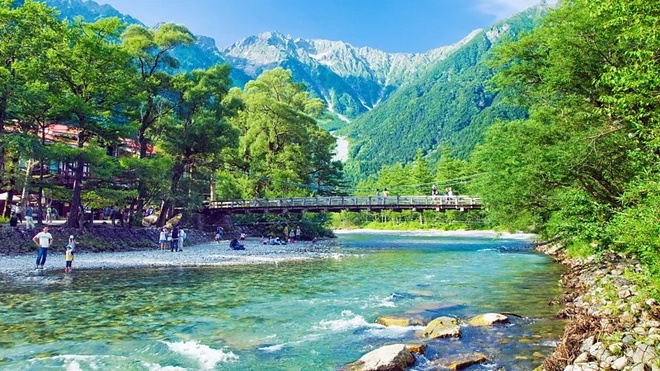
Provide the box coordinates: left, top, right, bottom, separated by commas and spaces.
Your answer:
0, 238, 343, 276
538, 245, 660, 370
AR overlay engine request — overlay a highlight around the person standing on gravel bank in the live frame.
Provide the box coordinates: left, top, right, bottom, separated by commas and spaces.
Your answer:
178, 228, 186, 251
25, 205, 35, 230
170, 226, 179, 252
32, 226, 53, 270
67, 235, 76, 255
159, 228, 168, 250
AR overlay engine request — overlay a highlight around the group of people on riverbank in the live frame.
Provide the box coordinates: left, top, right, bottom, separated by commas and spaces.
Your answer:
159, 226, 187, 252
31, 226, 75, 272
8, 203, 49, 229
30, 223, 190, 272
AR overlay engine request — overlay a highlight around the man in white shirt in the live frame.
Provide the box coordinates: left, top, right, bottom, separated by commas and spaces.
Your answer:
178, 229, 186, 251
32, 226, 53, 269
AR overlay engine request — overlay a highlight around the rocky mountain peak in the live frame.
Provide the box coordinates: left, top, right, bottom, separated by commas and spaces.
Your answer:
222, 30, 481, 117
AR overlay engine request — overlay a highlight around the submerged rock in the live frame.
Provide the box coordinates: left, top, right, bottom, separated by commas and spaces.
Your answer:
376, 315, 426, 327
467, 313, 510, 327
428, 352, 490, 370
421, 316, 461, 339
342, 343, 415, 371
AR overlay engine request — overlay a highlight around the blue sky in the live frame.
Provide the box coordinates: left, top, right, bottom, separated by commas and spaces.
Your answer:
97, 0, 548, 53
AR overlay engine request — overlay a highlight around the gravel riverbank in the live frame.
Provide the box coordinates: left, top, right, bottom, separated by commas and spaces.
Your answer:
0, 238, 344, 276
537, 244, 660, 370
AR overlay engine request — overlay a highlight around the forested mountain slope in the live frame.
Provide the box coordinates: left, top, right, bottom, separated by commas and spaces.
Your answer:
341, 7, 546, 178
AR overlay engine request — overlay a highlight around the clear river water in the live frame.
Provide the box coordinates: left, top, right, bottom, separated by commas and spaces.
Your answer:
0, 232, 565, 370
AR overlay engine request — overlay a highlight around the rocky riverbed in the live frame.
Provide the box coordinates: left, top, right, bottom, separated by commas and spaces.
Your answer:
538, 244, 660, 371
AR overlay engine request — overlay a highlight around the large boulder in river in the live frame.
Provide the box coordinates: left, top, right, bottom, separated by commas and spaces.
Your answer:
376, 315, 426, 327
343, 343, 415, 371
421, 316, 461, 339
467, 313, 510, 327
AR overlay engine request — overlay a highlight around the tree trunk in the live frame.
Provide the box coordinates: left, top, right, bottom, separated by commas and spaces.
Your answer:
209, 170, 217, 201
4, 189, 14, 218
20, 159, 35, 211
127, 197, 137, 228
37, 125, 47, 225
156, 161, 186, 227
0, 93, 8, 201
66, 153, 85, 228
138, 99, 153, 159
135, 104, 154, 226
4, 156, 19, 218
135, 188, 146, 226
156, 198, 171, 227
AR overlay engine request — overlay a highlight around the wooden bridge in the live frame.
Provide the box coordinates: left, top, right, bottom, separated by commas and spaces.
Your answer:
203, 195, 482, 215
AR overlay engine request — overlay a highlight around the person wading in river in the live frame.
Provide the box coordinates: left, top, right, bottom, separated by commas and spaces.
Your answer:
32, 226, 53, 270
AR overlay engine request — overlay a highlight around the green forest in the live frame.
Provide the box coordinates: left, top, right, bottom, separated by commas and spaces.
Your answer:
2, 0, 660, 287
0, 0, 342, 230
472, 0, 660, 284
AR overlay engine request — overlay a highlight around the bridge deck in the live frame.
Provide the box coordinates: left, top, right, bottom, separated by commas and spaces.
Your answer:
203, 195, 482, 215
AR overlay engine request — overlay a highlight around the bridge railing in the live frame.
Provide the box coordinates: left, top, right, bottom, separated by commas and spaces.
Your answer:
205, 195, 482, 210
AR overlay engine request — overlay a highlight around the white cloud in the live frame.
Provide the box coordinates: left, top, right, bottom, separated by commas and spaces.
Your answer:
475, 0, 558, 19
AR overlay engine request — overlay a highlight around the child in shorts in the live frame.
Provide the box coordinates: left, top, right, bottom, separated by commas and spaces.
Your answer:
159, 228, 168, 250
65, 245, 74, 273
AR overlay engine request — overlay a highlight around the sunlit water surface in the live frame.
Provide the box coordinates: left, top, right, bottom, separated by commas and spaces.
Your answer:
0, 232, 565, 370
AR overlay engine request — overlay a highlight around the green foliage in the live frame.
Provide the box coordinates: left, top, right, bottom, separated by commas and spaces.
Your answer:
565, 240, 596, 260
471, 0, 660, 281
341, 8, 542, 180
0, 1, 346, 232
607, 178, 660, 271
82, 189, 136, 210
231, 212, 333, 239
408, 149, 434, 194
338, 147, 485, 229
331, 209, 486, 231
155, 63, 238, 223
226, 67, 342, 198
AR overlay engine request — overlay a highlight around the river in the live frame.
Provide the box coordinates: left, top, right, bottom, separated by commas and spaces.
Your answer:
0, 232, 565, 370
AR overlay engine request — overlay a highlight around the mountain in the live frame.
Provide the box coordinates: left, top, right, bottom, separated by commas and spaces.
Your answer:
223, 31, 480, 120
340, 6, 547, 178
38, 0, 140, 24
38, 0, 547, 181
39, 0, 251, 85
